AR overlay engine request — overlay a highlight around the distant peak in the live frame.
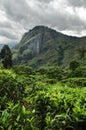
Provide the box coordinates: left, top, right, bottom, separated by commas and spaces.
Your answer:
33, 25, 49, 30
29, 25, 58, 35
29, 26, 51, 33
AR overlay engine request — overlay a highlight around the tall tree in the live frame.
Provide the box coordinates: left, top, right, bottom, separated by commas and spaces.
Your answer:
1, 45, 12, 68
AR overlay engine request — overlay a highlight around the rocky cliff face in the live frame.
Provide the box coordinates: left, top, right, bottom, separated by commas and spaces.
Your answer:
13, 26, 86, 68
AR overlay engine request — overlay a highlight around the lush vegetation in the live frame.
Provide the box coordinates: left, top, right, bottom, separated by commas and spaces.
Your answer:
0, 61, 86, 130
13, 26, 86, 68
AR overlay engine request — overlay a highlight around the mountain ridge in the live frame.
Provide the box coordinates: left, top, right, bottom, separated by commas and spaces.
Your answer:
13, 25, 86, 68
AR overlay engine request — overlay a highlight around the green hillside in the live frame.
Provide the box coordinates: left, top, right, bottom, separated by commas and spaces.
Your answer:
13, 26, 86, 68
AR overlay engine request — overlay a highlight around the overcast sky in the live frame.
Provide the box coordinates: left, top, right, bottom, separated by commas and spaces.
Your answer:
0, 0, 86, 44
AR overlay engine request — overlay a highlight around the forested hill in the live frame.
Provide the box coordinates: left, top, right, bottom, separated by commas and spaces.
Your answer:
13, 26, 86, 68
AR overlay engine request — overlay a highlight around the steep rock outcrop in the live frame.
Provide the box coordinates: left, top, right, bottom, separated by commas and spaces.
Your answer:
13, 26, 86, 68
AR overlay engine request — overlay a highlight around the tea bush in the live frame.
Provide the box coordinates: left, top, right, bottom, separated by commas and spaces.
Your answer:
62, 78, 86, 87
0, 69, 25, 104
0, 67, 86, 130
0, 102, 34, 130
27, 83, 86, 130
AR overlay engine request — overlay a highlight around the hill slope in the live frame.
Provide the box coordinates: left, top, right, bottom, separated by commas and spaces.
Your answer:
13, 26, 86, 68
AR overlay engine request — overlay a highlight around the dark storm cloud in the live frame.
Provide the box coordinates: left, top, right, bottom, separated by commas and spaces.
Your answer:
0, 0, 45, 27
33, 0, 86, 32
1, 0, 29, 23
0, 0, 86, 43
0, 29, 17, 40
37, 8, 86, 31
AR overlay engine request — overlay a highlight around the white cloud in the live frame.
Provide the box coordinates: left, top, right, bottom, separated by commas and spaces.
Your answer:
77, 7, 86, 21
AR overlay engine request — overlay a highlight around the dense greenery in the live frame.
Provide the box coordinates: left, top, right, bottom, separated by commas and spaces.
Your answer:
0, 61, 86, 130
0, 69, 25, 104
69, 60, 80, 71
28, 83, 86, 130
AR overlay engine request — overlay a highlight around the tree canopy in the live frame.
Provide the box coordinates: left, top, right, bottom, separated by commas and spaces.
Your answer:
0, 45, 12, 68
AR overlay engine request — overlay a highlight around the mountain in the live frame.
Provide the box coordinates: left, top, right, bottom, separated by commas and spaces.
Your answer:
13, 26, 86, 68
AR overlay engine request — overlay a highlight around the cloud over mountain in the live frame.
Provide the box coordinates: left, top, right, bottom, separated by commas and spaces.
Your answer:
0, 0, 86, 43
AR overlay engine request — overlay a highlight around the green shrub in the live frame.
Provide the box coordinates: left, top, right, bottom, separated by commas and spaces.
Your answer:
0, 69, 25, 104
69, 60, 80, 71
73, 66, 86, 77
63, 78, 86, 87
0, 102, 34, 130
28, 83, 86, 130
46, 66, 63, 80
37, 67, 49, 75
13, 65, 34, 75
